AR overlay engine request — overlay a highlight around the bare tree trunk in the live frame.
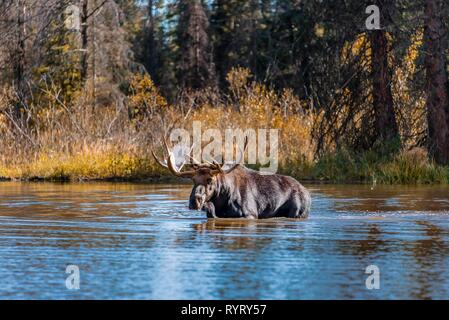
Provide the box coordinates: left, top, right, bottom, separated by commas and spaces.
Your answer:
13, 0, 26, 122
249, 0, 259, 74
145, 0, 156, 76
80, 0, 97, 109
80, 0, 88, 82
369, 29, 399, 143
91, 0, 96, 110
424, 0, 449, 164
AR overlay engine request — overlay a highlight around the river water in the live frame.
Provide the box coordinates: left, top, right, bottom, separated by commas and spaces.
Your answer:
0, 182, 449, 299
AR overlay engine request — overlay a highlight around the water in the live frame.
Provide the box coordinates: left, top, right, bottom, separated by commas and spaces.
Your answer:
1, 182, 449, 300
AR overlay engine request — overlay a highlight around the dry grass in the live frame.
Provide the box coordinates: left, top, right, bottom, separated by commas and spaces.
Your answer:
0, 70, 316, 181
1, 69, 448, 184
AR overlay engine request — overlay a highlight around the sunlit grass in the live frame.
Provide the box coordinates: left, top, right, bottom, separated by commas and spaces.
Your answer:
0, 149, 168, 181
1, 146, 448, 184
1, 69, 448, 184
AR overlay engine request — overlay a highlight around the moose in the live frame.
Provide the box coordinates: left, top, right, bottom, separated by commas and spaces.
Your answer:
152, 139, 311, 219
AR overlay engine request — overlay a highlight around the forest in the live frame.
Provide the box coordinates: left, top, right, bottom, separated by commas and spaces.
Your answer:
1, 0, 449, 183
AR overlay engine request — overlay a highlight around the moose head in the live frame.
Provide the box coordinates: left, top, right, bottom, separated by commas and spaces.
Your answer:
152, 138, 248, 211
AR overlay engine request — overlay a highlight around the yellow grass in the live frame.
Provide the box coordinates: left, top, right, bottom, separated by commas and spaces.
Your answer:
1, 68, 448, 184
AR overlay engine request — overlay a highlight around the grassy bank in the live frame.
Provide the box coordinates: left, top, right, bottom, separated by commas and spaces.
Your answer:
0, 151, 167, 182
1, 147, 448, 184
281, 147, 449, 184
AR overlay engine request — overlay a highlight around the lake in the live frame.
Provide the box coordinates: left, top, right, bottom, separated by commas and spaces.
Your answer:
0, 182, 449, 299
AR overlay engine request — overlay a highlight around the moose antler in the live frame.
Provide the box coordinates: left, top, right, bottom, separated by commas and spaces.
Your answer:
152, 136, 248, 177
210, 137, 248, 174
151, 137, 196, 177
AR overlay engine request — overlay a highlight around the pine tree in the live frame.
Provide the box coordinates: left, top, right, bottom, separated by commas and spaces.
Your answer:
211, 0, 262, 87
177, 0, 216, 90
35, 2, 81, 103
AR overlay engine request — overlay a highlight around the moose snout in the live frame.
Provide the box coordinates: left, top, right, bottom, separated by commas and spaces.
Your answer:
194, 195, 205, 211
189, 194, 205, 210
189, 185, 207, 211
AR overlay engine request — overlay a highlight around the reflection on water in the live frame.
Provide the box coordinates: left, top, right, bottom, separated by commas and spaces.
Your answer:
0, 182, 449, 299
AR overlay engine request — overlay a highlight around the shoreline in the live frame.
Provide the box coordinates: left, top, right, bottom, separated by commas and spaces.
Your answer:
0, 175, 447, 185
2, 149, 449, 185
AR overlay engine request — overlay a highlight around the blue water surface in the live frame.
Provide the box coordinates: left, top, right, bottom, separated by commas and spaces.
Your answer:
0, 182, 449, 299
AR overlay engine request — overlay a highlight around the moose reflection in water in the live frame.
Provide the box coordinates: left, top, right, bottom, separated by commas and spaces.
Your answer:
152, 139, 311, 219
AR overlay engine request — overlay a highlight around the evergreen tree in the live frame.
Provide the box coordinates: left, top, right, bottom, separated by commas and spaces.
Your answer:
35, 2, 81, 102
177, 0, 216, 90
211, 0, 262, 87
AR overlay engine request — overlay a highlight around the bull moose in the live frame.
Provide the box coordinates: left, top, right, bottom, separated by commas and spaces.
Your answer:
152, 139, 311, 219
